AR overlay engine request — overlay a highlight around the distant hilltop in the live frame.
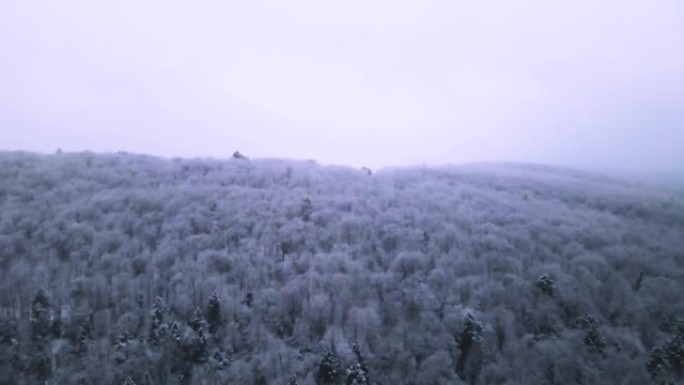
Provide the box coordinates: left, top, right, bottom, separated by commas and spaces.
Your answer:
0, 150, 682, 384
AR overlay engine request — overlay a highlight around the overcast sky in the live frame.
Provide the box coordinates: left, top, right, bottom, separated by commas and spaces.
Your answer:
1, 0, 682, 170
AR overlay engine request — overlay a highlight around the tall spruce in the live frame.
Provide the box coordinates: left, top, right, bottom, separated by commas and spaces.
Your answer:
30, 290, 53, 384
30, 289, 52, 343
317, 347, 340, 385
457, 313, 483, 381
346, 342, 369, 385
206, 291, 221, 335
188, 307, 209, 363
149, 297, 167, 346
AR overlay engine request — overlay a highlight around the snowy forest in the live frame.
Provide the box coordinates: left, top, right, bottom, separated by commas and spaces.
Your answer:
0, 151, 682, 385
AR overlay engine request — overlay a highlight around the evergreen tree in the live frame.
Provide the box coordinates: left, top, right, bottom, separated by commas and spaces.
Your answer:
135, 291, 145, 340
31, 348, 52, 383
31, 289, 52, 343
584, 326, 605, 353
209, 348, 230, 372
242, 291, 254, 308
149, 297, 167, 346
352, 342, 369, 378
647, 319, 684, 382
73, 314, 95, 355
188, 307, 209, 363
346, 342, 369, 385
0, 315, 17, 344
29, 290, 53, 383
114, 327, 131, 364
232, 151, 248, 159
51, 314, 64, 338
577, 315, 605, 353
317, 347, 340, 385
345, 362, 368, 385
169, 321, 181, 343
300, 197, 313, 221
536, 274, 556, 297
188, 307, 206, 333
457, 313, 483, 382
206, 291, 221, 335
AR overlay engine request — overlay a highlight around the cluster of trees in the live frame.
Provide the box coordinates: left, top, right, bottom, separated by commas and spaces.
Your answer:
0, 151, 683, 384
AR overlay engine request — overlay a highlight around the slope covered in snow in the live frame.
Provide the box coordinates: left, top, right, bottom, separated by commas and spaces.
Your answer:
0, 151, 682, 384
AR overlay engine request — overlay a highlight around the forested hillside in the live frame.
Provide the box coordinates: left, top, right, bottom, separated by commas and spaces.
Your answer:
0, 151, 683, 385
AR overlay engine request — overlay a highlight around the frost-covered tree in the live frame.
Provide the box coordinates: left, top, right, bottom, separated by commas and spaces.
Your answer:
345, 342, 369, 385
114, 327, 131, 364
345, 362, 368, 385
188, 307, 209, 363
233, 151, 248, 160
300, 197, 313, 221
536, 274, 556, 297
242, 291, 254, 308
206, 291, 221, 335
74, 316, 94, 355
647, 320, 684, 383
576, 314, 605, 353
31, 289, 52, 343
457, 313, 483, 383
149, 297, 167, 346
317, 347, 340, 385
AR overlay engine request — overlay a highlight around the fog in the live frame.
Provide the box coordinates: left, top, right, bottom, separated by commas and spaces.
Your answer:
1, 0, 682, 171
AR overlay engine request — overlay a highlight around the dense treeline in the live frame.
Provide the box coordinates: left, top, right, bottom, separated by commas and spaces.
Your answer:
0, 151, 683, 385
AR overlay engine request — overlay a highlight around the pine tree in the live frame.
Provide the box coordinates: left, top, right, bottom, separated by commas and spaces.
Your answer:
135, 291, 145, 340
30, 289, 52, 343
169, 321, 181, 343
300, 197, 313, 221
29, 290, 53, 383
209, 348, 230, 372
584, 326, 605, 353
189, 307, 206, 333
74, 321, 91, 355
31, 348, 52, 383
345, 362, 368, 385
317, 347, 340, 385
114, 327, 131, 364
206, 291, 221, 335
0, 314, 17, 344
536, 274, 556, 297
457, 313, 483, 381
577, 315, 605, 353
647, 319, 684, 382
352, 342, 368, 378
149, 297, 167, 346
346, 342, 369, 385
51, 314, 64, 338
188, 307, 209, 363
194, 329, 209, 364
241, 291, 254, 308
72, 314, 95, 355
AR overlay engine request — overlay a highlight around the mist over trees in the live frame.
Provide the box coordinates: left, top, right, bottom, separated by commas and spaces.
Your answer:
0, 151, 683, 384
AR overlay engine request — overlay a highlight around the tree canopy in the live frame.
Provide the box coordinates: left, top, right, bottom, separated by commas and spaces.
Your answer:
0, 151, 682, 384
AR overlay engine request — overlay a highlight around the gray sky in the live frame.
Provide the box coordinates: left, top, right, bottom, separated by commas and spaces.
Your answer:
1, 0, 682, 170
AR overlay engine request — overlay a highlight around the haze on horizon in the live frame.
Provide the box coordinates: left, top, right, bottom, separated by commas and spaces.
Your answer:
1, 0, 682, 172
